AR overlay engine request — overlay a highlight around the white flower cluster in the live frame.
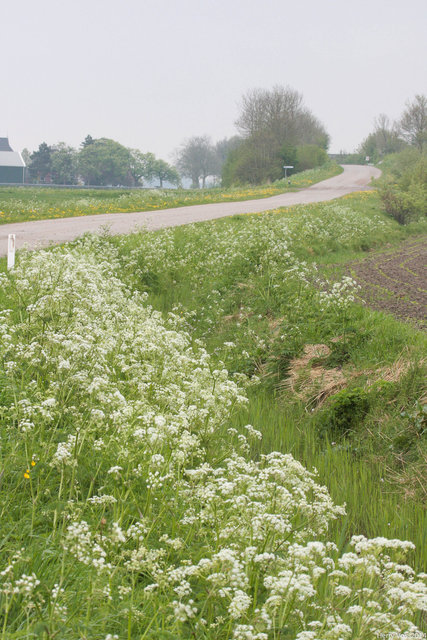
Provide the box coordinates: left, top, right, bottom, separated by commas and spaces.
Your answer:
288, 201, 388, 248
50, 434, 77, 468
63, 520, 111, 574
0, 236, 425, 638
0, 552, 43, 610
8, 572, 40, 597
318, 276, 361, 312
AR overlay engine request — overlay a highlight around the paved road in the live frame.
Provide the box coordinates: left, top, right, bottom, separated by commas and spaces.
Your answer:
0, 165, 381, 257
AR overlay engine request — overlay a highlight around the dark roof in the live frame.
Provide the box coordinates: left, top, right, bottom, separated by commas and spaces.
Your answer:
0, 138, 13, 152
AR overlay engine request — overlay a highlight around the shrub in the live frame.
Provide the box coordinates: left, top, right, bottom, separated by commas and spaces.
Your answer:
320, 331, 370, 369
379, 184, 417, 224
378, 151, 427, 223
317, 386, 370, 437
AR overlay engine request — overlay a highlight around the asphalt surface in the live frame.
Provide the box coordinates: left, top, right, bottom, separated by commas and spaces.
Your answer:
0, 165, 381, 257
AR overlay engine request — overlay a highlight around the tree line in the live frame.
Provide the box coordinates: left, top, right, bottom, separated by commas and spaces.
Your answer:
23, 136, 181, 187
22, 92, 426, 189
223, 85, 329, 185
358, 94, 427, 162
358, 95, 427, 226
175, 87, 330, 188
24, 134, 239, 189
22, 84, 334, 189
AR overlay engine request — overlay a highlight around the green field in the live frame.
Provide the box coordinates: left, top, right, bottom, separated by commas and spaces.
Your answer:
0, 189, 426, 639
0, 163, 342, 224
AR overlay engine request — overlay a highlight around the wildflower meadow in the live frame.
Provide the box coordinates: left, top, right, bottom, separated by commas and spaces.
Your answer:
0, 190, 426, 639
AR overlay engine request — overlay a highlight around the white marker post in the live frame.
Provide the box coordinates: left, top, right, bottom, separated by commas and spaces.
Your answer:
7, 234, 16, 270
283, 165, 294, 180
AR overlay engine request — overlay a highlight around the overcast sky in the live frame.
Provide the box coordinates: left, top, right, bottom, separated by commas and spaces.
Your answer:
2, 0, 426, 160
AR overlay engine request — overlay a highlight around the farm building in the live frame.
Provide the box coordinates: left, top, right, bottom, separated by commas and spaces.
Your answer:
0, 138, 26, 184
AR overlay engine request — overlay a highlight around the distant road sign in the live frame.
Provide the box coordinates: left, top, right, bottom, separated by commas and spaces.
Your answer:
282, 165, 294, 180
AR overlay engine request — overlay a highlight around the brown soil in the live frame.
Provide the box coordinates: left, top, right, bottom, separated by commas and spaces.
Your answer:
349, 237, 427, 328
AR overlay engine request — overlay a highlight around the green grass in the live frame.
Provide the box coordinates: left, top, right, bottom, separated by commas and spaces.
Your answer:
0, 163, 342, 224
231, 382, 427, 571
1, 187, 426, 638
108, 191, 427, 572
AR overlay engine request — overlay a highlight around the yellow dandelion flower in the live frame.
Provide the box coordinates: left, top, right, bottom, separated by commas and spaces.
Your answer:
24, 471, 30, 479
31, 460, 36, 467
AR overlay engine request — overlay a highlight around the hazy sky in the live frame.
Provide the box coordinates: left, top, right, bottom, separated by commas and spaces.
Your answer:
2, 0, 426, 159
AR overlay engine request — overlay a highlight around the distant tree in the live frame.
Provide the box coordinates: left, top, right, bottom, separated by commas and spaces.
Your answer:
398, 95, 427, 151
221, 146, 243, 188
280, 143, 298, 172
78, 138, 132, 186
128, 149, 157, 185
236, 87, 301, 138
81, 134, 95, 148
296, 110, 330, 150
51, 142, 78, 184
215, 136, 242, 168
222, 131, 281, 185
151, 159, 180, 188
359, 114, 405, 161
21, 148, 31, 166
235, 86, 328, 147
29, 142, 53, 182
176, 136, 218, 188
295, 144, 328, 171
225, 85, 329, 184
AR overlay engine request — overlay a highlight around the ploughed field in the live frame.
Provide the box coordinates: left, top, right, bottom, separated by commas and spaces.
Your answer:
349, 237, 427, 327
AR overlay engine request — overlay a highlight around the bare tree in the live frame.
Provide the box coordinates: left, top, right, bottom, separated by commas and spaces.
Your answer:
175, 136, 219, 188
236, 86, 303, 140
398, 95, 427, 151
235, 85, 328, 147
228, 85, 329, 184
359, 114, 404, 160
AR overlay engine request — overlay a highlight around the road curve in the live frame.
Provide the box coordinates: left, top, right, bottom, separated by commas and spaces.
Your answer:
0, 165, 381, 257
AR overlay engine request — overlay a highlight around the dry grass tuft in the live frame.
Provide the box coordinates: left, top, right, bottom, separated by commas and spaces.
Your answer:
374, 357, 412, 384
363, 356, 424, 388
279, 344, 421, 410
386, 453, 427, 502
280, 343, 348, 407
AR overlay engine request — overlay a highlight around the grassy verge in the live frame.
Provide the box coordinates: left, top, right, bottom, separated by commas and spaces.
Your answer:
1, 188, 426, 638
0, 162, 342, 224
108, 191, 427, 571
